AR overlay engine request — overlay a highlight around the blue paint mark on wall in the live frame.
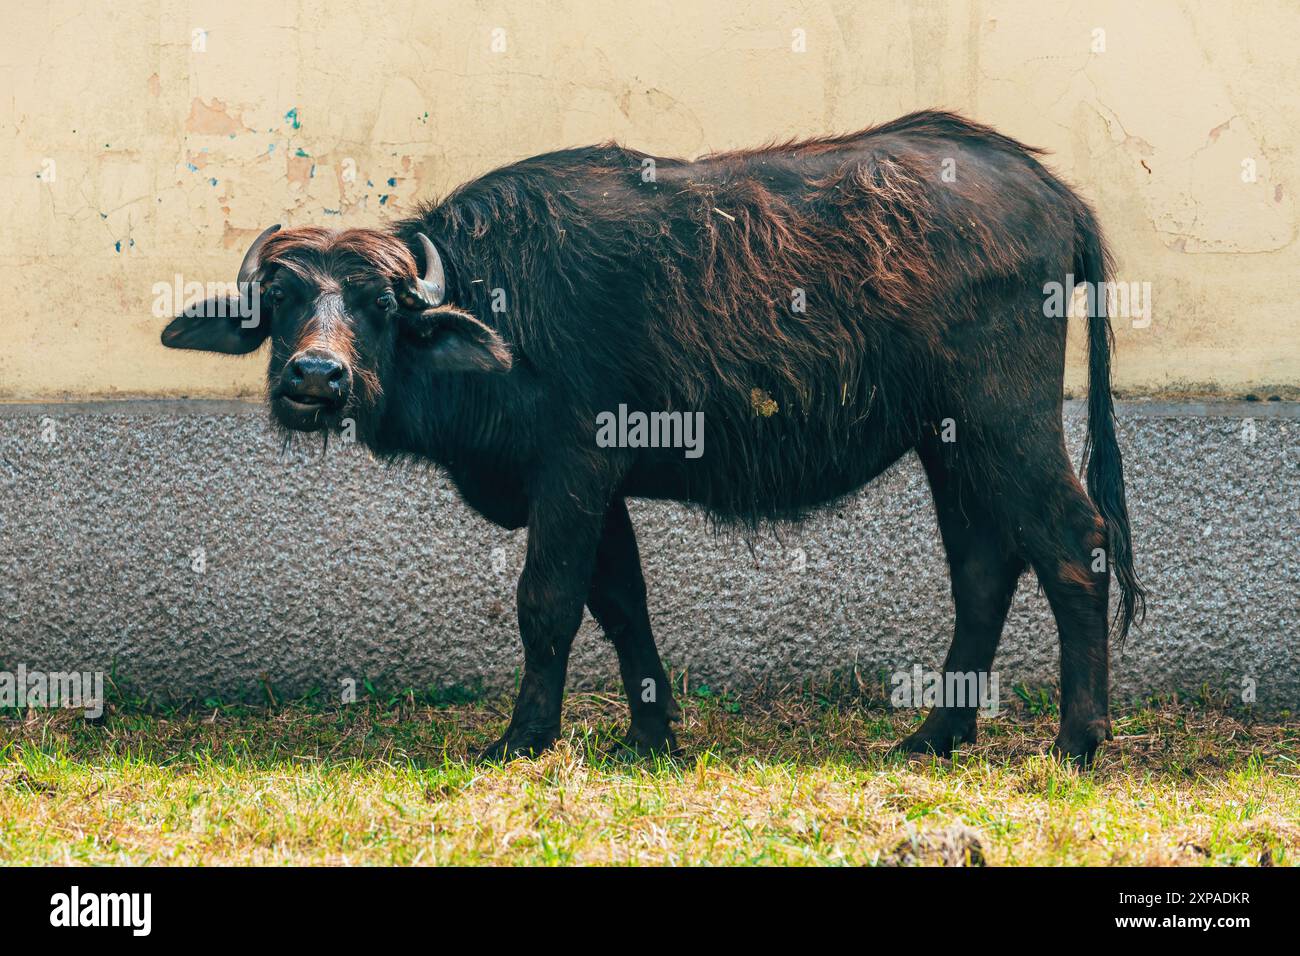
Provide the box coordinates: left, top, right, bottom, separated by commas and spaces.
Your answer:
285, 107, 301, 130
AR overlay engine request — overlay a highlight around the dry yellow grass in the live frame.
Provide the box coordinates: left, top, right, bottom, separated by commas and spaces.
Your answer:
1, 689, 1295, 865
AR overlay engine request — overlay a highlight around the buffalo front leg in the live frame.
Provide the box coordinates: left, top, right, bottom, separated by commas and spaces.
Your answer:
478, 494, 606, 761
587, 498, 680, 755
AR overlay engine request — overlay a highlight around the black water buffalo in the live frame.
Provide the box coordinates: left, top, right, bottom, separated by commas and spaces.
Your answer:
164, 110, 1144, 764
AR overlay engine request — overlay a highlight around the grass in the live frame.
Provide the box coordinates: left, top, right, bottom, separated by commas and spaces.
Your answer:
1, 685, 1296, 866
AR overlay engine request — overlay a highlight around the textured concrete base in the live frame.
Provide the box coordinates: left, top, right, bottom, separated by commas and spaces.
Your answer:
1, 400, 1295, 712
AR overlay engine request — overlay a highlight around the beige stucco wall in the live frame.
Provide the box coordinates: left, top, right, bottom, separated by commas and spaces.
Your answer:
2, 0, 1296, 400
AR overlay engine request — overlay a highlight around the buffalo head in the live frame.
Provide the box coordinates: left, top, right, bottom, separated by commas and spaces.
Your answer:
161, 226, 512, 435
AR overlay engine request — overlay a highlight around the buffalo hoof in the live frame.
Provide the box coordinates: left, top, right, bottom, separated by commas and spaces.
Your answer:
610, 722, 679, 760
475, 727, 559, 762
891, 715, 977, 759
1051, 718, 1110, 767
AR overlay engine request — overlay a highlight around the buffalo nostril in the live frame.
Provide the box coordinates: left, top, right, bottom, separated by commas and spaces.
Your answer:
286, 353, 349, 398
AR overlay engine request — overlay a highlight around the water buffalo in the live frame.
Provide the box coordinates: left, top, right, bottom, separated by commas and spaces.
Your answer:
163, 110, 1144, 764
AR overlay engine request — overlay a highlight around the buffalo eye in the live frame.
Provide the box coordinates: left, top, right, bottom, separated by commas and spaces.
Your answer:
377, 290, 397, 312
263, 285, 285, 304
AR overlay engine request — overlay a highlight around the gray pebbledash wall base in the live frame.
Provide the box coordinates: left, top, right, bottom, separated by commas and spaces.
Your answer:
0, 400, 1294, 712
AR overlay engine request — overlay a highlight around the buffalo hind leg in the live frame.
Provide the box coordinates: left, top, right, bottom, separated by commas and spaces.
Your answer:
1029, 474, 1113, 765
988, 430, 1113, 766
586, 499, 680, 755
895, 441, 1024, 757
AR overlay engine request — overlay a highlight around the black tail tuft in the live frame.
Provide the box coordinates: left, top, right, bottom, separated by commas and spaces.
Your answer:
1073, 201, 1147, 646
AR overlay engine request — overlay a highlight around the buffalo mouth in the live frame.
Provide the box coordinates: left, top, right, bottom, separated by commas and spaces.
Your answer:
273, 391, 345, 431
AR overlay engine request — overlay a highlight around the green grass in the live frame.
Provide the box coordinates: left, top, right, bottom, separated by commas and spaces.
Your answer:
1, 687, 1296, 865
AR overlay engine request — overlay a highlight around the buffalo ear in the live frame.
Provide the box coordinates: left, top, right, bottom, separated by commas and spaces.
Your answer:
161, 223, 280, 354
161, 296, 271, 354
403, 308, 512, 373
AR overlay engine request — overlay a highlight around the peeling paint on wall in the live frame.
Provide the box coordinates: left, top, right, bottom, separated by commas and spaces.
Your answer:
185, 98, 250, 137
